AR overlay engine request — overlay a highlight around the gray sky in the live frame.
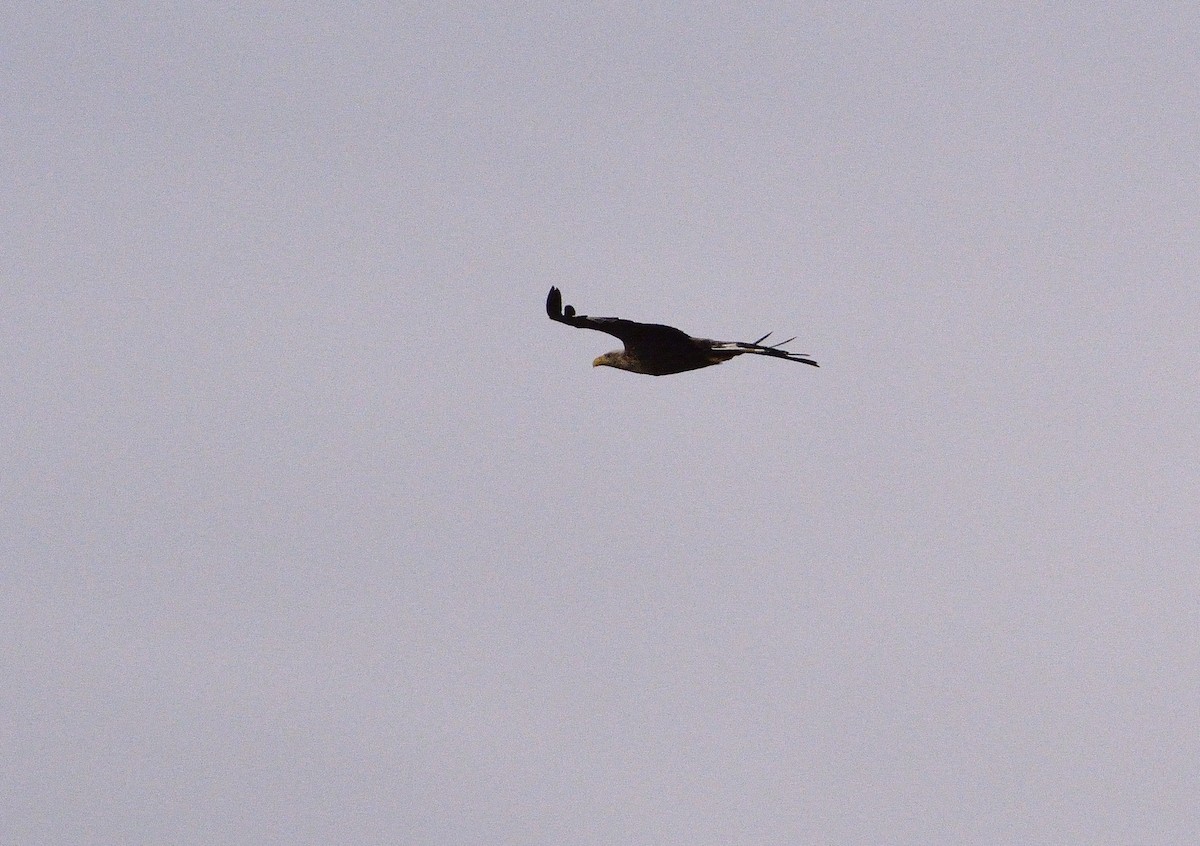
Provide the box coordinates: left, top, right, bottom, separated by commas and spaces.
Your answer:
4, 3, 1199, 844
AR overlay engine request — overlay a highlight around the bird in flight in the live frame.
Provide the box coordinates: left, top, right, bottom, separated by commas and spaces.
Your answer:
546, 287, 818, 375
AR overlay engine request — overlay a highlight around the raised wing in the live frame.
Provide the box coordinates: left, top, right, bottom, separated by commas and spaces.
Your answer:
546, 287, 695, 348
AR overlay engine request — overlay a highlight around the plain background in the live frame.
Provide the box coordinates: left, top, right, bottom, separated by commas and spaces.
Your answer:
4, 3, 1198, 844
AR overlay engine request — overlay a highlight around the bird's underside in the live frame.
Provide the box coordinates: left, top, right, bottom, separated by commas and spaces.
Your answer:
546, 287, 818, 375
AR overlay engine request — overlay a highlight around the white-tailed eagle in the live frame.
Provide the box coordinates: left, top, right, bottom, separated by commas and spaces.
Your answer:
546, 287, 818, 375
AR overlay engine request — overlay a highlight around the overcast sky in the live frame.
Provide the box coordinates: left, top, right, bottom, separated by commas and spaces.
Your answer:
4, 3, 1199, 844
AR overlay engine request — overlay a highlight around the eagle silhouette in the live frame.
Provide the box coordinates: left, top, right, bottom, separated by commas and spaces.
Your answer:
546, 287, 818, 375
